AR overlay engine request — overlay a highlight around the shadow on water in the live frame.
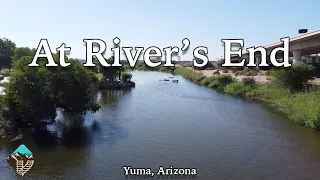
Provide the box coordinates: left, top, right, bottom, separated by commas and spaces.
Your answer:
0, 89, 132, 179
6, 89, 132, 151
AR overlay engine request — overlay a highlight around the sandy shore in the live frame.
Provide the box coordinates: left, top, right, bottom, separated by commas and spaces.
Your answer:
189, 68, 269, 83
186, 67, 320, 85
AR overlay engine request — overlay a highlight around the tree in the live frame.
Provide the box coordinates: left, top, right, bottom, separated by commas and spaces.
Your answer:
3, 54, 101, 127
272, 62, 315, 93
12, 47, 36, 61
0, 38, 16, 69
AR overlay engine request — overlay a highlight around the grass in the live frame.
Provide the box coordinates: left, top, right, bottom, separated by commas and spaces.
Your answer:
246, 84, 320, 129
224, 82, 253, 96
276, 92, 320, 129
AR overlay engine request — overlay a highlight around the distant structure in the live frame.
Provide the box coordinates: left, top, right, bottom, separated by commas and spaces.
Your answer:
229, 29, 320, 68
299, 29, 308, 34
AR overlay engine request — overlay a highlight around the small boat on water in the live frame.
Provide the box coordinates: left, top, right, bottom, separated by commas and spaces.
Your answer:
172, 80, 179, 83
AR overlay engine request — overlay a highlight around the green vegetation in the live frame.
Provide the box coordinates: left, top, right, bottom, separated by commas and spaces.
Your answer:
3, 54, 100, 128
270, 62, 315, 93
0, 39, 102, 138
174, 67, 204, 83
224, 82, 253, 96
96, 73, 104, 82
121, 71, 133, 82
247, 84, 320, 129
0, 38, 16, 70
242, 77, 257, 87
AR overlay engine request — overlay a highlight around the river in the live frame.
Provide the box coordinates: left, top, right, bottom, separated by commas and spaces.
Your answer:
1, 71, 320, 180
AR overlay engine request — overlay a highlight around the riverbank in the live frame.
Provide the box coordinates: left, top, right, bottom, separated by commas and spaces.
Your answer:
135, 65, 320, 130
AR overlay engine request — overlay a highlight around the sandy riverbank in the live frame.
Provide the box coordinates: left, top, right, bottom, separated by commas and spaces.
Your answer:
188, 68, 269, 83
187, 67, 320, 85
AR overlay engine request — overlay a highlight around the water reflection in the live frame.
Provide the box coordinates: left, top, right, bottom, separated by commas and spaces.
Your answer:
96, 89, 131, 106
4, 89, 131, 151
0, 90, 131, 179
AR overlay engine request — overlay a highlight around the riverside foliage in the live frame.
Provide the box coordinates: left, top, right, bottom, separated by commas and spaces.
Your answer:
3, 50, 101, 128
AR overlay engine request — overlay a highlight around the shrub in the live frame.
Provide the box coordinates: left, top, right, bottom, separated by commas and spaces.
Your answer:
215, 74, 234, 87
242, 77, 257, 87
212, 71, 220, 75
208, 80, 220, 89
230, 67, 243, 73
96, 73, 104, 82
224, 82, 252, 96
200, 76, 217, 86
121, 72, 133, 82
242, 69, 258, 76
234, 71, 241, 76
271, 62, 315, 93
230, 68, 240, 73
221, 69, 228, 73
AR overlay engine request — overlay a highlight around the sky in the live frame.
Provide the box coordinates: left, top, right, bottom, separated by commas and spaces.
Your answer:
1, 0, 319, 61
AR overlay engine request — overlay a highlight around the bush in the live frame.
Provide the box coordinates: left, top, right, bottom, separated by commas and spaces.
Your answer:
242, 69, 258, 76
234, 71, 241, 76
96, 73, 104, 82
224, 82, 252, 96
208, 80, 220, 89
230, 67, 242, 73
221, 69, 228, 73
121, 72, 133, 82
212, 71, 220, 75
215, 74, 234, 87
4, 56, 100, 127
242, 77, 257, 87
200, 76, 217, 86
271, 62, 315, 93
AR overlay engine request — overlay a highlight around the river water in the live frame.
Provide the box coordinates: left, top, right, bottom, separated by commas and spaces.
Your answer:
1, 71, 320, 180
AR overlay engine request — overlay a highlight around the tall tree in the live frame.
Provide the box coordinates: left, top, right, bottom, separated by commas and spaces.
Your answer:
12, 47, 36, 61
0, 38, 16, 69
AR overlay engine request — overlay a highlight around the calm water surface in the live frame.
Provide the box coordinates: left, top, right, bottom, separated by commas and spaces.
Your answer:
1, 71, 320, 180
